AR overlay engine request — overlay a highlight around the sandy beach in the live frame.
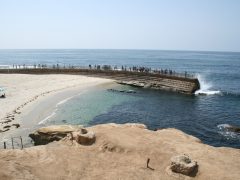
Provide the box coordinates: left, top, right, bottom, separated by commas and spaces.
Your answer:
0, 74, 113, 135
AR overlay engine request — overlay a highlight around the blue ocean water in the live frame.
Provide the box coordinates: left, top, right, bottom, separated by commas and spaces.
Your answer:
0, 49, 240, 148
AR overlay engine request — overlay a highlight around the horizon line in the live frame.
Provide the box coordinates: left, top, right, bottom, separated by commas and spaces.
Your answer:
0, 48, 239, 54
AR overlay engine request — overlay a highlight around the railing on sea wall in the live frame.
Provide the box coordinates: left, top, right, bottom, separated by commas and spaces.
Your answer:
0, 64, 197, 79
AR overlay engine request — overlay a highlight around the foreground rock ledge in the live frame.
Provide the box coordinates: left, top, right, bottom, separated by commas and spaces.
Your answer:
0, 123, 240, 180
29, 125, 95, 145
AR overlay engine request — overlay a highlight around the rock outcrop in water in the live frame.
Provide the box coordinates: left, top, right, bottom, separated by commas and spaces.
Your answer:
107, 89, 137, 94
1, 123, 240, 180
117, 77, 200, 94
226, 125, 240, 133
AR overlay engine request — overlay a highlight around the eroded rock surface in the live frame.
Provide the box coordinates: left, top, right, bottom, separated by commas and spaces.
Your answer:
1, 123, 239, 180
170, 154, 198, 176
29, 125, 89, 145
68, 131, 96, 145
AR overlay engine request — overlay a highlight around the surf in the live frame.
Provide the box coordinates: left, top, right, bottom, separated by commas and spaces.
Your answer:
217, 124, 240, 140
195, 74, 221, 95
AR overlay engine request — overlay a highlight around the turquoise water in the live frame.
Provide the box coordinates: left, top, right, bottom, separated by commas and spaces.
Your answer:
46, 85, 138, 126
0, 49, 240, 148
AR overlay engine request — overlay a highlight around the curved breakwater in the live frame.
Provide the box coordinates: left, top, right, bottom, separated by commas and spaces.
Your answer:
0, 67, 200, 95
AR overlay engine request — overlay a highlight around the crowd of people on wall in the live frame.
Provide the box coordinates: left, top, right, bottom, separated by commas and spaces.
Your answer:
9, 63, 193, 78
87, 64, 191, 78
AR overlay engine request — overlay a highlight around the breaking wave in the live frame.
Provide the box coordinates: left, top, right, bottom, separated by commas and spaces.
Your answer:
195, 74, 221, 95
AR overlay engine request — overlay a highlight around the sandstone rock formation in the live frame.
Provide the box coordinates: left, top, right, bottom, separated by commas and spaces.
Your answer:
67, 130, 96, 145
117, 75, 200, 94
170, 154, 198, 176
29, 125, 88, 145
0, 123, 239, 180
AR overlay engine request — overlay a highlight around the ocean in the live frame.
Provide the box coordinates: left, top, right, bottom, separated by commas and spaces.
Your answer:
0, 49, 240, 148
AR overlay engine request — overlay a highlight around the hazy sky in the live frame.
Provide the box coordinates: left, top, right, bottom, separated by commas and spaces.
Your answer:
0, 0, 240, 51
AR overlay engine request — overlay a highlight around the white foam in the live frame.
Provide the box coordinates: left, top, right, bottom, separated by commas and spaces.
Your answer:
195, 89, 221, 95
217, 124, 240, 139
56, 96, 74, 107
217, 124, 231, 129
38, 111, 56, 125
195, 74, 221, 95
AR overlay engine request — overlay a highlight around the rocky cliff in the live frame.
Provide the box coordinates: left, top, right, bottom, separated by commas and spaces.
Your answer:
0, 123, 239, 180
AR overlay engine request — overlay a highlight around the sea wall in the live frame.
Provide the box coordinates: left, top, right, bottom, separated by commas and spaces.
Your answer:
0, 68, 200, 94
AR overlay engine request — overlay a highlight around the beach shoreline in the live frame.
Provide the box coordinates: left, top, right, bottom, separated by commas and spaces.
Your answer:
0, 74, 114, 143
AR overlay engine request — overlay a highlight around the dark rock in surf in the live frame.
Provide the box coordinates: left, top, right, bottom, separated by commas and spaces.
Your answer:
107, 89, 136, 94
226, 125, 240, 133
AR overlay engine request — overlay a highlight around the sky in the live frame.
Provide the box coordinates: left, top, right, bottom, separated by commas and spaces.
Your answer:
0, 0, 240, 52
